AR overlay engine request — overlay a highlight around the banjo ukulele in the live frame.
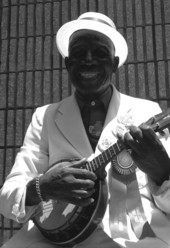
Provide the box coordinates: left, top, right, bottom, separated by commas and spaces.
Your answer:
33, 108, 170, 247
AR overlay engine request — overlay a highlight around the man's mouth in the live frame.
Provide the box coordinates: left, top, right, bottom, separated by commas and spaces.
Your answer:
79, 72, 99, 79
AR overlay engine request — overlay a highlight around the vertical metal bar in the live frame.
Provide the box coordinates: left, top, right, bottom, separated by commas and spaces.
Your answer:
26, 1, 33, 109
41, 0, 45, 105
50, 0, 54, 102
104, 0, 108, 15
0, 0, 3, 187
131, 0, 139, 97
1, 0, 12, 243
8, 0, 20, 238
0, 0, 5, 243
12, 0, 19, 165
0, 1, 2, 70
3, 0, 11, 184
67, 0, 72, 95
86, 0, 90, 12
95, 0, 98, 12
32, 0, 37, 110
151, 0, 160, 101
122, 0, 129, 95
77, 0, 80, 16
0, 8, 3, 229
22, 0, 27, 138
112, 0, 120, 90
141, 0, 150, 99
160, 0, 170, 108
20, 0, 27, 145
59, 0, 63, 100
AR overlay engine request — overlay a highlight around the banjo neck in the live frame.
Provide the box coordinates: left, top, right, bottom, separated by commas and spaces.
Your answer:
85, 139, 125, 173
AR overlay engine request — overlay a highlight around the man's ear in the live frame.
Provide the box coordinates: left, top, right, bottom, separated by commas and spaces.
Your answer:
112, 56, 119, 73
65, 57, 69, 70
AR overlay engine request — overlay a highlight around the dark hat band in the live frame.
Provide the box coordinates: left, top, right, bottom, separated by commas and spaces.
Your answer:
80, 17, 113, 28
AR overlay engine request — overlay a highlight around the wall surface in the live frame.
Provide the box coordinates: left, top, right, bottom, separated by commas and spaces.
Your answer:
0, 0, 170, 245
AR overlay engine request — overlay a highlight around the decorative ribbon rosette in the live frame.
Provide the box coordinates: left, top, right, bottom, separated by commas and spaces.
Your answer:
112, 110, 137, 175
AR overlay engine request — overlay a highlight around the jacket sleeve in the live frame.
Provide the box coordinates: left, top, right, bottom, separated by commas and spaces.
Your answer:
0, 105, 49, 223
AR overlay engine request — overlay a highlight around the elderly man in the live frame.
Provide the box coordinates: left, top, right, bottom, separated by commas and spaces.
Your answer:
0, 12, 170, 248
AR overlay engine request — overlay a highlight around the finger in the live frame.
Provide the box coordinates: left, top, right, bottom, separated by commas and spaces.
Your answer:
46, 186, 95, 202
71, 159, 97, 180
124, 130, 143, 154
76, 178, 96, 188
65, 178, 96, 190
69, 167, 97, 181
144, 116, 155, 126
52, 188, 95, 198
69, 197, 95, 207
71, 188, 95, 198
140, 124, 159, 141
49, 174, 96, 190
57, 195, 95, 207
128, 126, 144, 141
72, 158, 87, 168
95, 168, 107, 180
139, 124, 164, 150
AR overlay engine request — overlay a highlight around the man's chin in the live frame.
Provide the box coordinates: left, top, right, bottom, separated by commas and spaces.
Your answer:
78, 86, 105, 97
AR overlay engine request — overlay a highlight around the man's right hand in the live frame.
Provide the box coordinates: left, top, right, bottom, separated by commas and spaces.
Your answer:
26, 159, 97, 206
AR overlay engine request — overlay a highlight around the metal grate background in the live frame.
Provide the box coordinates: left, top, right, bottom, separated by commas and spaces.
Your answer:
0, 0, 170, 245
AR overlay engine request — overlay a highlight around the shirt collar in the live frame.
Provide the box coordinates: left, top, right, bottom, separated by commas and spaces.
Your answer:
75, 85, 113, 111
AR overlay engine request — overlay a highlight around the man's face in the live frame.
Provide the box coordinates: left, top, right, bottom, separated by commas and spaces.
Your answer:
65, 30, 118, 97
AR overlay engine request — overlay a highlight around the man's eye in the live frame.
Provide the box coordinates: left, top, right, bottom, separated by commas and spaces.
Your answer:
94, 48, 108, 58
70, 49, 86, 58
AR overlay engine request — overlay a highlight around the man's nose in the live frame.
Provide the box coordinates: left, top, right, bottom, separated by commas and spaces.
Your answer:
85, 50, 93, 61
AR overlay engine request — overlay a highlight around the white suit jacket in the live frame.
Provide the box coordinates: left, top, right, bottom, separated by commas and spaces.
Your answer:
1, 86, 170, 248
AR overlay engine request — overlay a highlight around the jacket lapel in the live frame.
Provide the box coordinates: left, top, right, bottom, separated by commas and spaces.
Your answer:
55, 94, 93, 158
96, 86, 135, 157
104, 86, 135, 128
96, 86, 121, 152
104, 85, 121, 127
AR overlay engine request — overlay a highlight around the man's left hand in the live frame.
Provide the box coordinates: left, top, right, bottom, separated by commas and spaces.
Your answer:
123, 124, 170, 185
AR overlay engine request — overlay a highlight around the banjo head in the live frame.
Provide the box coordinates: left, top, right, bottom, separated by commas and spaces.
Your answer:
33, 160, 108, 246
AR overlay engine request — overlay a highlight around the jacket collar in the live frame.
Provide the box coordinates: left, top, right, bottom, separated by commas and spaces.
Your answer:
75, 85, 113, 112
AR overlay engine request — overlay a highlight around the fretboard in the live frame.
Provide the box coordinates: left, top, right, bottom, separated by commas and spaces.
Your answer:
85, 140, 125, 172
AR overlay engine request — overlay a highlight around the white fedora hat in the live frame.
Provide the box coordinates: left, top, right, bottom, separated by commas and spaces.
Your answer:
56, 12, 128, 67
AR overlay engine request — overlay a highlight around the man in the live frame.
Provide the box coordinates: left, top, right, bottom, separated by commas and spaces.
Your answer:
0, 12, 170, 248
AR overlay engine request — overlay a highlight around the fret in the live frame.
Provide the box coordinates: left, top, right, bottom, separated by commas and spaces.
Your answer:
111, 144, 116, 156
108, 147, 112, 158
91, 160, 96, 171
88, 162, 93, 171
118, 139, 125, 151
101, 151, 107, 162
109, 142, 121, 157
96, 156, 101, 169
105, 148, 112, 161
93, 158, 98, 169
88, 161, 93, 171
85, 162, 90, 171
116, 141, 123, 153
109, 144, 117, 157
101, 153, 106, 164
98, 154, 105, 165
102, 150, 109, 162
96, 156, 102, 170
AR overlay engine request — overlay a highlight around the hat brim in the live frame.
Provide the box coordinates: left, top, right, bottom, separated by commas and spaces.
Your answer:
56, 19, 128, 67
